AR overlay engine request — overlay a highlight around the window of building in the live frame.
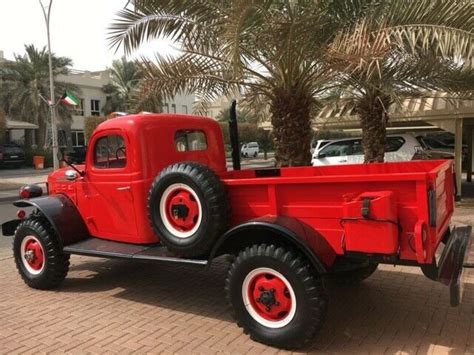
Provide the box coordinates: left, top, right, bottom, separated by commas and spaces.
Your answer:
91, 99, 100, 116
182, 105, 188, 114
94, 135, 127, 169
162, 103, 169, 113
175, 130, 207, 152
71, 131, 85, 147
171, 104, 176, 113
74, 99, 84, 116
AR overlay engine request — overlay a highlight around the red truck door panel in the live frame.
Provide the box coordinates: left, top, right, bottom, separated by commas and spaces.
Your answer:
85, 132, 138, 242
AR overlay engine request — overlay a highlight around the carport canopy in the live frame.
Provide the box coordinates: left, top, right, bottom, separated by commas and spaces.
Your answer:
6, 119, 38, 130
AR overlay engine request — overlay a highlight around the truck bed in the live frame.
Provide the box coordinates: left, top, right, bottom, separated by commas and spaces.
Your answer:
221, 160, 454, 263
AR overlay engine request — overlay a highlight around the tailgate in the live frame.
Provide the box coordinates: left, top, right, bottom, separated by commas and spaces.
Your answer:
429, 161, 455, 244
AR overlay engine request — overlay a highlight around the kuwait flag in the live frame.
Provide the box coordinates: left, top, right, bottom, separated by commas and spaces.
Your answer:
61, 90, 80, 106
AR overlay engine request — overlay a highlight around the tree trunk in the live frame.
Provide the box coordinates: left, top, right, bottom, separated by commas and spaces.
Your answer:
356, 93, 391, 163
36, 120, 46, 149
270, 87, 313, 167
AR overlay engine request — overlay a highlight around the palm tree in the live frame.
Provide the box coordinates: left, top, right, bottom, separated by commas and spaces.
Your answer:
109, 0, 473, 165
0, 44, 78, 148
328, 0, 474, 162
103, 56, 144, 115
109, 0, 352, 166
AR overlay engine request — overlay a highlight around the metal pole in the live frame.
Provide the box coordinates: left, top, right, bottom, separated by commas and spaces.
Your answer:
455, 118, 463, 201
229, 100, 241, 171
40, 0, 59, 170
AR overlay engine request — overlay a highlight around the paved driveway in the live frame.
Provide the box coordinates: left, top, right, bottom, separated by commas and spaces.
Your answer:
0, 205, 473, 353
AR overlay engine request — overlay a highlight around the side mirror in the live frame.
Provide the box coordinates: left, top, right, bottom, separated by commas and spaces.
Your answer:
65, 169, 78, 181
317, 153, 326, 159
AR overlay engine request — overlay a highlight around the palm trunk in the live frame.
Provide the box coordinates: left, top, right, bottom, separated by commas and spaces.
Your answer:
270, 87, 313, 167
36, 117, 46, 149
356, 93, 391, 163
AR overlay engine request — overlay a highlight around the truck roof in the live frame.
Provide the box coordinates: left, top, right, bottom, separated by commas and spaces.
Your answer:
96, 113, 220, 132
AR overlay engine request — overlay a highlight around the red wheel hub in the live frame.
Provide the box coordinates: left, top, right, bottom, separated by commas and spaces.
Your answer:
165, 189, 200, 232
248, 272, 292, 322
24, 238, 44, 271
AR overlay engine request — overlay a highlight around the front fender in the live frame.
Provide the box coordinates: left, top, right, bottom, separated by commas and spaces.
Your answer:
209, 215, 337, 273
13, 194, 89, 246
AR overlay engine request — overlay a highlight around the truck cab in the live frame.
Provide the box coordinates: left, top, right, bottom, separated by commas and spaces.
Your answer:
48, 114, 227, 244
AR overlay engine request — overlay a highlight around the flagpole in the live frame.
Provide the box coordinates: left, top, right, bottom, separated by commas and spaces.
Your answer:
39, 0, 59, 170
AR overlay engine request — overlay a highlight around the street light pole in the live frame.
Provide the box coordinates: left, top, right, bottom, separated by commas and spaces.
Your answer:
39, 0, 59, 170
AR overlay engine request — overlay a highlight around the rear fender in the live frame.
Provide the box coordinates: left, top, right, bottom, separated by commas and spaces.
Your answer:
13, 194, 89, 247
209, 215, 337, 274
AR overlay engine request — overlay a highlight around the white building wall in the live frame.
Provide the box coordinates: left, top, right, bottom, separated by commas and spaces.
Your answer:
161, 91, 195, 115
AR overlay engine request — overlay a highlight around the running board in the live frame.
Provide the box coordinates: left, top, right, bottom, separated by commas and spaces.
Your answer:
63, 238, 208, 267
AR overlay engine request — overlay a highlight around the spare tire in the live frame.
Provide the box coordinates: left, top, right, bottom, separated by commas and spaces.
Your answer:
148, 162, 228, 257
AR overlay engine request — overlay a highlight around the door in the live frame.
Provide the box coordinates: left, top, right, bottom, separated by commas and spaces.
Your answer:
384, 136, 412, 162
86, 132, 138, 242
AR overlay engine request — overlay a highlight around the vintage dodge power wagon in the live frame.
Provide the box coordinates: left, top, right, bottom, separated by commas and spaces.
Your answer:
2, 109, 472, 349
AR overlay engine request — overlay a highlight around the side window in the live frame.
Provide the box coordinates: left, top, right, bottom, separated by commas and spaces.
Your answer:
175, 130, 208, 152
94, 135, 127, 169
349, 140, 364, 156
319, 141, 352, 157
385, 137, 405, 152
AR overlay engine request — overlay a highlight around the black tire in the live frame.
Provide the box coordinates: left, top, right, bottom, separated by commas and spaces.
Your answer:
225, 244, 328, 349
253, 152, 258, 158
148, 162, 228, 257
13, 217, 70, 290
330, 263, 378, 285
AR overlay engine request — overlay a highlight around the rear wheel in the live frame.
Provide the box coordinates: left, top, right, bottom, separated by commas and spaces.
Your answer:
225, 244, 327, 349
13, 217, 70, 289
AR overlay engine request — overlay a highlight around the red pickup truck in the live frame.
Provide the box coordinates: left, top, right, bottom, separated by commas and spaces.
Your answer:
2, 111, 472, 349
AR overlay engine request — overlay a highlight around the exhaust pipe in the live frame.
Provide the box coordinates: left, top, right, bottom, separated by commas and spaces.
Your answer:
229, 100, 241, 171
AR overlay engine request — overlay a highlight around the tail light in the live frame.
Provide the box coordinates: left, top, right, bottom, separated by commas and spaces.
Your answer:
19, 184, 43, 199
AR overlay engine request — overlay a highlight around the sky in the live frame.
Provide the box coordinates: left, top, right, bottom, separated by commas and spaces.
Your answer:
0, 0, 174, 71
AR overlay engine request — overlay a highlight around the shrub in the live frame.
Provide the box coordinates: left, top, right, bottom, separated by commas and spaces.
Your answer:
0, 109, 6, 145
24, 146, 54, 168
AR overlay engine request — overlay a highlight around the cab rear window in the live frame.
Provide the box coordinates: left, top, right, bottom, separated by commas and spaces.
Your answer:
175, 130, 207, 152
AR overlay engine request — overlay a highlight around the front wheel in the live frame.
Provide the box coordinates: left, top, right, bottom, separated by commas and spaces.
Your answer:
225, 244, 328, 349
13, 217, 70, 289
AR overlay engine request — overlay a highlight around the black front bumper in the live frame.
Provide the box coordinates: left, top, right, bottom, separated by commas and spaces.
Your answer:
438, 226, 473, 307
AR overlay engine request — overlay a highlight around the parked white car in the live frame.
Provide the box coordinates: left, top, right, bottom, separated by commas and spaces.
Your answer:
311, 134, 425, 166
241, 142, 259, 158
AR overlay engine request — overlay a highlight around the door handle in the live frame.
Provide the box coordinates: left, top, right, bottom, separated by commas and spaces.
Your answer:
116, 186, 131, 191
338, 160, 347, 163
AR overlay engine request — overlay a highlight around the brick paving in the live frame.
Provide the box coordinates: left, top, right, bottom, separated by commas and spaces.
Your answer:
0, 254, 473, 354
0, 214, 473, 353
